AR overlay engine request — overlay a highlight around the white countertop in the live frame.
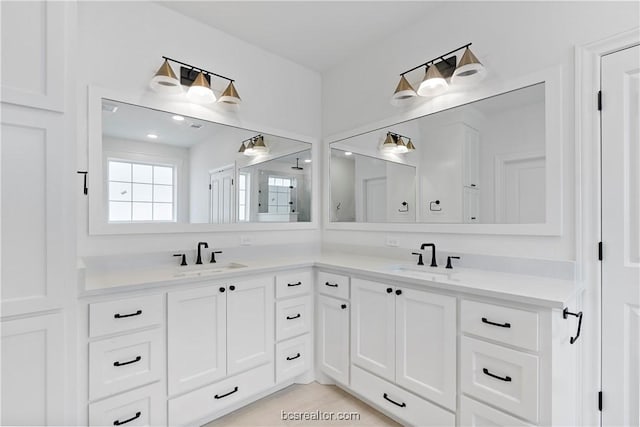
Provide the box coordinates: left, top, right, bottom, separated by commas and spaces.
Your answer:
81, 253, 579, 308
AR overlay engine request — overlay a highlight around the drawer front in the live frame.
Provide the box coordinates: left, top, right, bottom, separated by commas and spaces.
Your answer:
460, 396, 534, 427
461, 300, 539, 351
351, 365, 455, 427
89, 329, 163, 400
276, 296, 312, 341
90, 294, 163, 338
461, 336, 539, 423
89, 382, 165, 427
168, 362, 274, 426
276, 270, 312, 299
276, 334, 311, 383
317, 271, 349, 299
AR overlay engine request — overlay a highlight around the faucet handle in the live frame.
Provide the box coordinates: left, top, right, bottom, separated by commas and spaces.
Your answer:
446, 256, 460, 269
411, 252, 424, 266
210, 251, 223, 263
173, 253, 187, 266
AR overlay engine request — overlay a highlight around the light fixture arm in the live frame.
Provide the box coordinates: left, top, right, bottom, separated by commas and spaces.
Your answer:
399, 42, 472, 76
388, 131, 411, 141
161, 56, 235, 83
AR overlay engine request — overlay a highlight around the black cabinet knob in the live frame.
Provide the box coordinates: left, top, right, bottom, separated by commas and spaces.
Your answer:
395, 289, 402, 295
341, 304, 347, 309
386, 288, 393, 293
219, 287, 225, 293
229, 285, 236, 291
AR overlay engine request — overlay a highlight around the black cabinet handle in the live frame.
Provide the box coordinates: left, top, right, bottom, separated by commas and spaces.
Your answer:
471, 183, 477, 187
286, 313, 301, 320
341, 304, 347, 309
113, 356, 141, 367
482, 368, 512, 382
563, 308, 583, 344
287, 281, 302, 287
114, 310, 142, 319
482, 317, 511, 328
325, 282, 338, 287
229, 285, 236, 291
383, 393, 406, 408
214, 386, 238, 399
395, 289, 402, 295
286, 353, 301, 361
386, 287, 393, 293
219, 287, 226, 293
113, 411, 141, 425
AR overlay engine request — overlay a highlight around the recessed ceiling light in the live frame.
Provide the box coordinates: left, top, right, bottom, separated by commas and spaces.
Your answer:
102, 103, 119, 113
172, 115, 185, 121
189, 123, 203, 129
304, 159, 312, 163
344, 152, 353, 156
147, 133, 158, 139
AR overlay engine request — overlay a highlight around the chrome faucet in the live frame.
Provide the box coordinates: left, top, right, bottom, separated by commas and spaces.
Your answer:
420, 243, 438, 267
196, 242, 208, 265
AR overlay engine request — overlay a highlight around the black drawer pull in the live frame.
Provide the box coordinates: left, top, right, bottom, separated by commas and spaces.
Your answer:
286, 313, 301, 320
113, 356, 141, 367
114, 310, 142, 319
383, 393, 406, 408
341, 304, 347, 309
287, 281, 302, 287
482, 317, 511, 328
483, 368, 512, 382
325, 282, 338, 287
113, 411, 141, 425
214, 386, 238, 399
286, 352, 301, 361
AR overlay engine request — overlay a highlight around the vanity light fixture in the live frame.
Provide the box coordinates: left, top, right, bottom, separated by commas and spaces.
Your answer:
252, 135, 268, 154
146, 133, 158, 139
392, 43, 485, 104
239, 135, 268, 156
380, 131, 415, 154
172, 115, 185, 121
406, 138, 416, 152
381, 132, 397, 152
150, 56, 241, 105
394, 135, 409, 153
304, 158, 312, 163
344, 152, 353, 156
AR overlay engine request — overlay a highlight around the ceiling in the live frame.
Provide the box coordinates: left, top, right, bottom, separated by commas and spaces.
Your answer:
158, 1, 437, 72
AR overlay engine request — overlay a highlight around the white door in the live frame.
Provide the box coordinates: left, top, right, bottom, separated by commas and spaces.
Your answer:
363, 177, 387, 222
351, 279, 396, 381
395, 288, 457, 410
317, 295, 350, 384
209, 166, 234, 224
601, 44, 640, 427
226, 277, 274, 375
167, 286, 227, 395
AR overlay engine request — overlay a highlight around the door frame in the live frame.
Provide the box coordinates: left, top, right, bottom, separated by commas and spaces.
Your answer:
576, 28, 640, 427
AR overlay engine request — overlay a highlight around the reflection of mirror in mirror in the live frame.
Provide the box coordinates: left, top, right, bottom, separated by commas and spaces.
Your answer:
330, 83, 545, 224
102, 99, 311, 224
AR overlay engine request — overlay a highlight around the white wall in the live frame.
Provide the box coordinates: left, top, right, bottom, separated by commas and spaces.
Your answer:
322, 1, 640, 261
76, 1, 322, 256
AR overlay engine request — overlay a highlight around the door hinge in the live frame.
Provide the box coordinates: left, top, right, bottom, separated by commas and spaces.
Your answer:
598, 90, 602, 111
598, 241, 603, 261
598, 391, 603, 411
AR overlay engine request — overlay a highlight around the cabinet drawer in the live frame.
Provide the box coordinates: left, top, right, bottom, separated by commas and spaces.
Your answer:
317, 271, 349, 299
276, 296, 311, 341
276, 334, 311, 383
168, 362, 274, 426
90, 294, 163, 338
89, 329, 163, 400
351, 365, 455, 427
461, 300, 539, 351
276, 270, 312, 299
460, 396, 534, 427
89, 382, 165, 427
461, 336, 539, 423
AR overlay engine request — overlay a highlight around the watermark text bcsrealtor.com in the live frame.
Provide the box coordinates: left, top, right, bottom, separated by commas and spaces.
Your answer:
281, 410, 361, 422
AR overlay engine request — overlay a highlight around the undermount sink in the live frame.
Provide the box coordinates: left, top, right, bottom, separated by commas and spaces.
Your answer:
174, 262, 248, 278
385, 264, 453, 278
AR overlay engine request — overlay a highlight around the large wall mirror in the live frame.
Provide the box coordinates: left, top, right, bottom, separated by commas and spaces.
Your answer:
88, 88, 316, 234
327, 68, 562, 235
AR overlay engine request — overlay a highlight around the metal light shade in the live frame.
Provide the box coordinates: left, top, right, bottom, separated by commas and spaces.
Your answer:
381, 133, 397, 152
150, 59, 182, 94
238, 142, 246, 153
394, 136, 409, 154
406, 139, 416, 152
252, 135, 268, 154
451, 47, 486, 85
243, 140, 256, 156
187, 72, 216, 104
391, 75, 417, 104
417, 64, 449, 97
219, 81, 242, 104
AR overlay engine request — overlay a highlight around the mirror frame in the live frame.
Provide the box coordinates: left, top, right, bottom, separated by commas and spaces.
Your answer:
87, 85, 319, 234
324, 66, 563, 235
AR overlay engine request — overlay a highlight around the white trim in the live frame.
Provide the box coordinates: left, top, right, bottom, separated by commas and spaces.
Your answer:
87, 85, 320, 234
494, 151, 545, 223
324, 66, 563, 236
575, 27, 640, 427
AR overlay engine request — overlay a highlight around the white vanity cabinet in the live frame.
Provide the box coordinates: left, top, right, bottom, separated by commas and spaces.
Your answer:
316, 292, 350, 385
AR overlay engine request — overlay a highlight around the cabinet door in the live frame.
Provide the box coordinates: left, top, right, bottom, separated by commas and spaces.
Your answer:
351, 279, 396, 381
227, 277, 274, 376
167, 286, 227, 396
395, 288, 457, 410
1, 312, 65, 426
464, 187, 480, 223
317, 295, 350, 384
464, 126, 480, 188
